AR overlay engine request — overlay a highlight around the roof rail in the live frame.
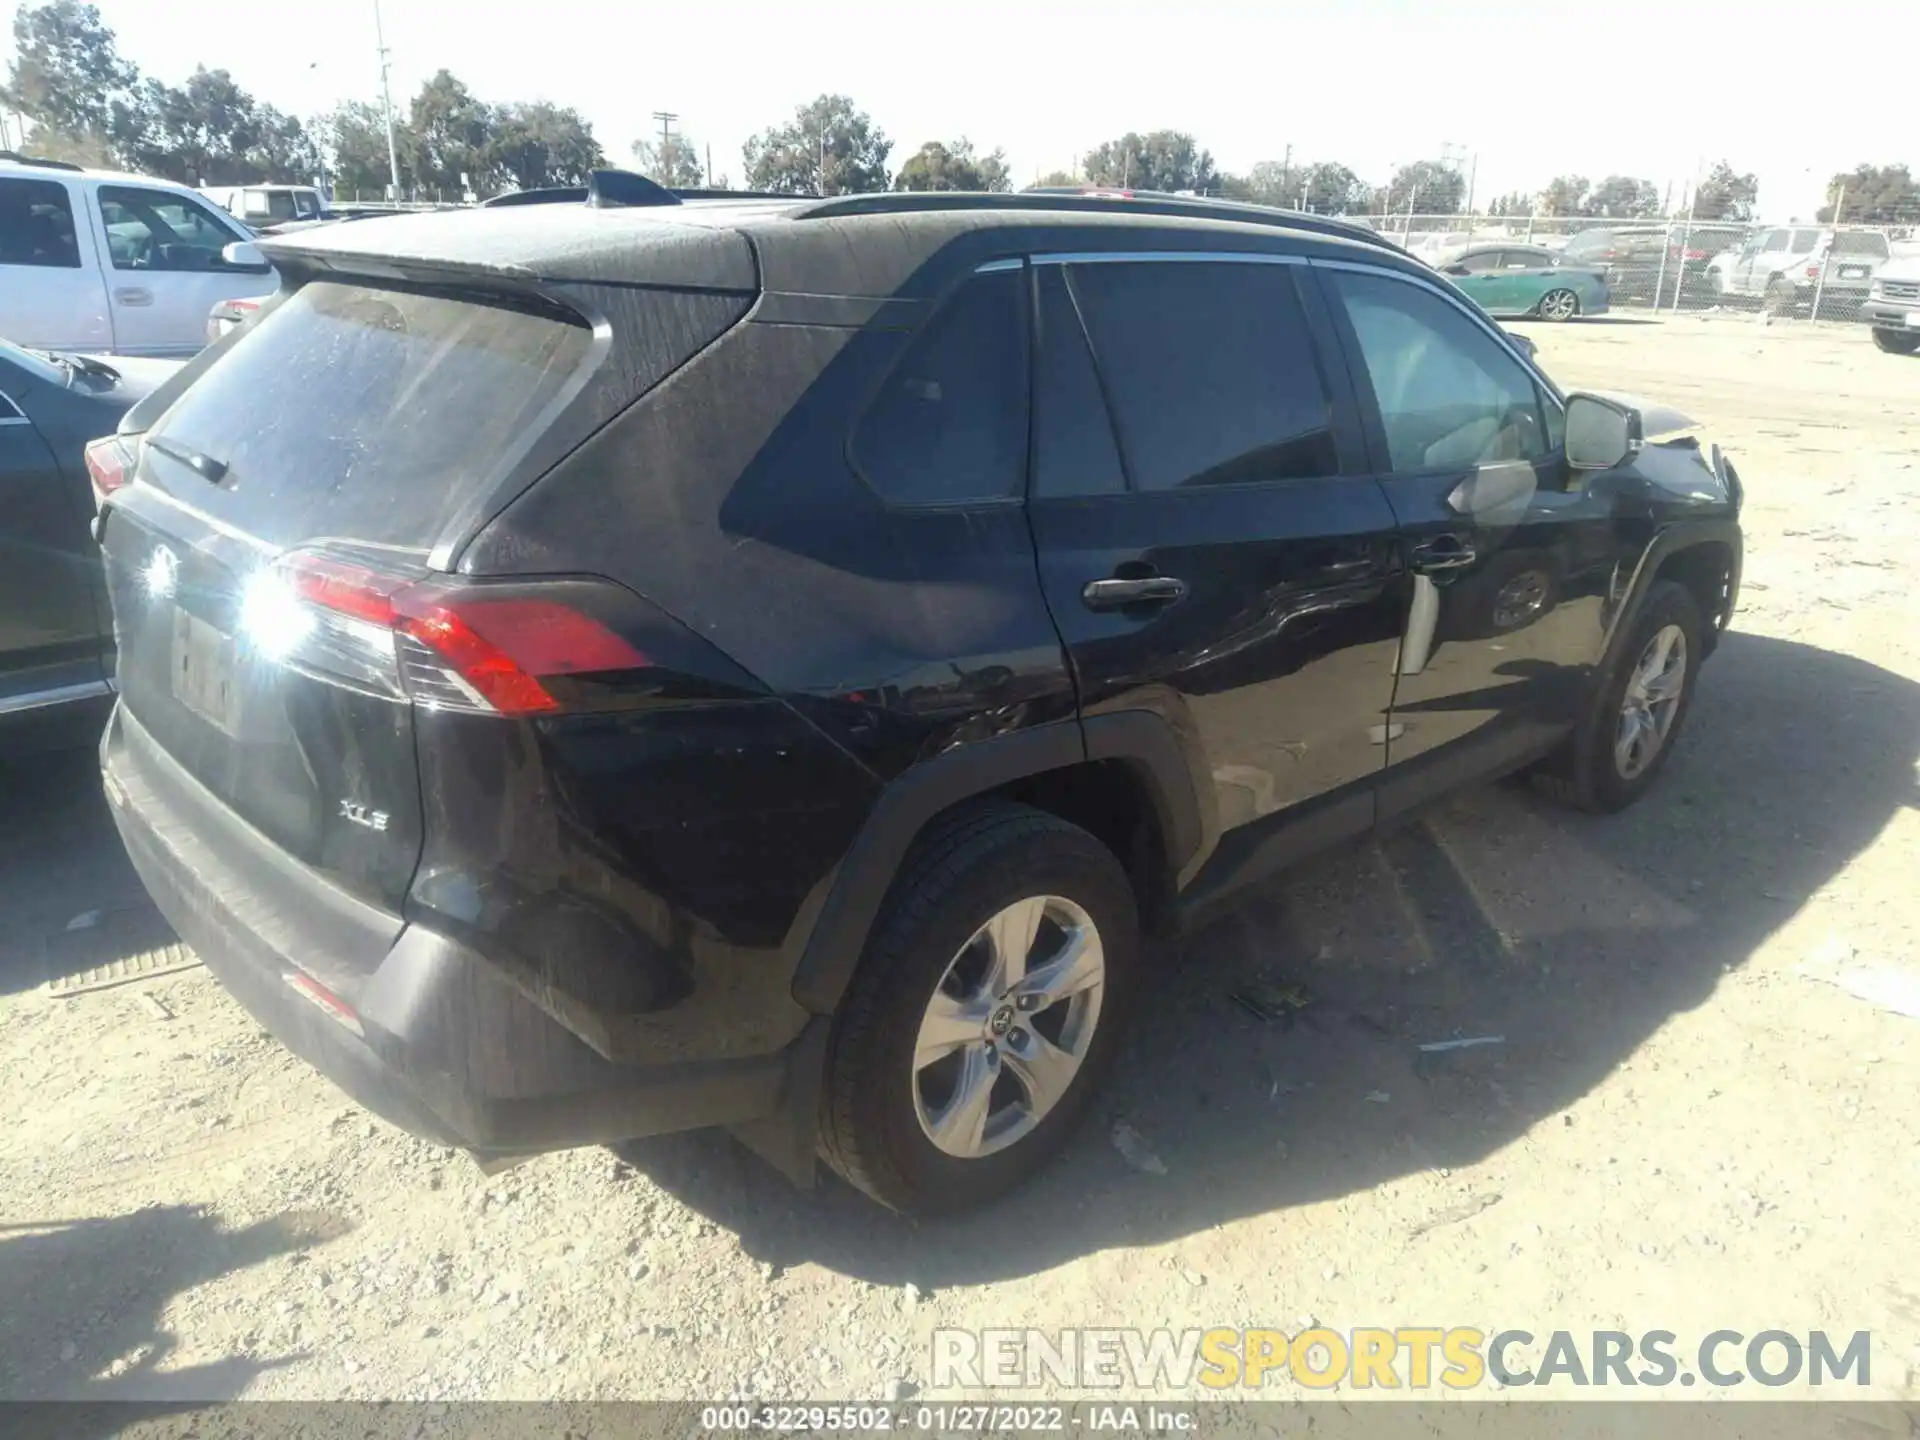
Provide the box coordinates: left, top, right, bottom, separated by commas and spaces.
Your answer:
482, 178, 807, 210
790, 188, 1404, 254
0, 150, 85, 173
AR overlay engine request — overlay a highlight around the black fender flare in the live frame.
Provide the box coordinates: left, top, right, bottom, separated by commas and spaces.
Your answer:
1599, 517, 1743, 680
788, 712, 1205, 1016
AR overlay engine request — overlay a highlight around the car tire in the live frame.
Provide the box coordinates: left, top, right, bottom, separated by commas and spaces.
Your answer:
1533, 579, 1706, 815
818, 801, 1140, 1216
1537, 288, 1580, 322
1872, 328, 1920, 356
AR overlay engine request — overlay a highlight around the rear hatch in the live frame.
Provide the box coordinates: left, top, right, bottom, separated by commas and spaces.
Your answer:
99, 281, 604, 993
1824, 230, 1890, 286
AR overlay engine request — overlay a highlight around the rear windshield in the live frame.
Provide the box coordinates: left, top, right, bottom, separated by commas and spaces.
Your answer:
1830, 231, 1890, 258
149, 281, 592, 549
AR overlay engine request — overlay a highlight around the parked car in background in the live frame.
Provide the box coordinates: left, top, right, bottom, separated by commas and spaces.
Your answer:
1433, 243, 1609, 320
95, 179, 1744, 1215
1709, 227, 1890, 314
1, 340, 179, 747
206, 294, 268, 343
1, 153, 274, 357
1561, 222, 1750, 306
200, 183, 328, 233
1860, 254, 1920, 354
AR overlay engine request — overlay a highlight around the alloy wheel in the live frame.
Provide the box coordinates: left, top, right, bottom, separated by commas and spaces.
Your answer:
1539, 288, 1579, 321
1614, 624, 1688, 780
912, 895, 1105, 1159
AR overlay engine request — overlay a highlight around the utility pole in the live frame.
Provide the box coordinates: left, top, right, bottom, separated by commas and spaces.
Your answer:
706, 143, 713, 188
650, 111, 679, 181
373, 0, 401, 202
818, 124, 828, 195
1281, 142, 1292, 203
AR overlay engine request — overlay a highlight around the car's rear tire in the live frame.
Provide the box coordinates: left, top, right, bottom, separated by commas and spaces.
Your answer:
818, 801, 1140, 1215
1533, 580, 1706, 814
1537, 288, 1580, 322
1872, 328, 1920, 356
1761, 277, 1799, 317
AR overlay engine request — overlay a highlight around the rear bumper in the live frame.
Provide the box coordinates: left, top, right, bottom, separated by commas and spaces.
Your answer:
1861, 300, 1920, 331
101, 704, 801, 1156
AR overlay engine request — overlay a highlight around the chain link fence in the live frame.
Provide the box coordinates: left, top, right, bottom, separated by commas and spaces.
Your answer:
1346, 211, 1919, 323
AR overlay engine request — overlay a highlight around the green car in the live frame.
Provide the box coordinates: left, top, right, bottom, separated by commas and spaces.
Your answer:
1435, 243, 1610, 321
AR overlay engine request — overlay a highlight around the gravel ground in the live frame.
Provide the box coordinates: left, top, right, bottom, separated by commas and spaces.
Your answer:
2, 312, 1917, 1409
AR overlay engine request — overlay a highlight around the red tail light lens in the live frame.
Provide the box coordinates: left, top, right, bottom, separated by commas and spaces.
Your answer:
85, 436, 135, 499
1683, 248, 1708, 261
268, 551, 648, 716
1805, 263, 1821, 278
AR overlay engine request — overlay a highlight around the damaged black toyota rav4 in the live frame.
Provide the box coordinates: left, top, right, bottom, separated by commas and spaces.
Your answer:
94, 178, 1742, 1216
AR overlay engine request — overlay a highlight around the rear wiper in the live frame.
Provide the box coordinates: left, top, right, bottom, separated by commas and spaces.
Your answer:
145, 435, 229, 484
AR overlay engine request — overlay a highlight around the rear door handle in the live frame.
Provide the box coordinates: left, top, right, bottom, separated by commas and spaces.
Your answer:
114, 287, 153, 307
1081, 575, 1187, 611
1408, 535, 1478, 574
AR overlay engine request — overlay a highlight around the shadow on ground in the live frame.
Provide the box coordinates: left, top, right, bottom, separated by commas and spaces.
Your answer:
0, 745, 156, 997
0, 1203, 348, 1423
620, 631, 1920, 1284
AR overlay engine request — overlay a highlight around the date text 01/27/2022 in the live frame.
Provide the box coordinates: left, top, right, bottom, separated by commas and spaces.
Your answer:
696, 1403, 1199, 1432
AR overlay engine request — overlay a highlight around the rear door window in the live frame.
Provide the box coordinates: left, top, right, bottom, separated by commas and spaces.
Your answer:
1032, 266, 1127, 498
1789, 229, 1820, 254
1066, 259, 1338, 491
851, 266, 1028, 506
0, 176, 82, 268
145, 281, 594, 547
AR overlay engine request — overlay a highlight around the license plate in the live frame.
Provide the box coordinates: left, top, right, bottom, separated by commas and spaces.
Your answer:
170, 609, 240, 734
1840, 266, 1867, 278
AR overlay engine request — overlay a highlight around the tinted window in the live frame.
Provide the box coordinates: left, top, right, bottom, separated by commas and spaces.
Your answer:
148, 281, 593, 547
1068, 260, 1337, 491
1831, 231, 1889, 258
97, 185, 246, 272
1456, 250, 1504, 274
1789, 229, 1820, 254
1033, 267, 1126, 498
0, 176, 81, 269
1504, 250, 1551, 269
852, 267, 1027, 506
1760, 230, 1789, 250
1330, 269, 1549, 473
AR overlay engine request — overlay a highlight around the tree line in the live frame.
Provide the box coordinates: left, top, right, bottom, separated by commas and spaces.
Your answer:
5, 2, 1914, 222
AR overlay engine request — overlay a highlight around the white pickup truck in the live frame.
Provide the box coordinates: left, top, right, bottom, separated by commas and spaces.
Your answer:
1, 154, 273, 357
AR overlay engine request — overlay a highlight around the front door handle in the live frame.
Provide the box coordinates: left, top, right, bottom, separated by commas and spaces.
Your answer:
1081, 575, 1187, 611
114, 287, 153, 307
1408, 535, 1478, 575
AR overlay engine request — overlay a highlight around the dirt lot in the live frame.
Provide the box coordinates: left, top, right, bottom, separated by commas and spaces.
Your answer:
2, 313, 1917, 1410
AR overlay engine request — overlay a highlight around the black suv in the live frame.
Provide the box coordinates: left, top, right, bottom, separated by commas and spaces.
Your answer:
96, 180, 1743, 1215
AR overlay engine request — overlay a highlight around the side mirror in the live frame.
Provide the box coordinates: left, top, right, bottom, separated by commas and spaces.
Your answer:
221, 240, 271, 273
1565, 393, 1643, 471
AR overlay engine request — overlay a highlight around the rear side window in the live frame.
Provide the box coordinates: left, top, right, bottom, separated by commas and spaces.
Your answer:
851, 267, 1027, 506
1067, 259, 1338, 491
1789, 230, 1820, 253
0, 176, 81, 268
148, 281, 593, 548
1033, 267, 1127, 498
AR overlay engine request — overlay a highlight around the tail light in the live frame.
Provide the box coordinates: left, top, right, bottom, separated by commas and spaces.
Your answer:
239, 549, 650, 717
1683, 248, 1709, 261
1805, 263, 1821, 278
84, 435, 136, 501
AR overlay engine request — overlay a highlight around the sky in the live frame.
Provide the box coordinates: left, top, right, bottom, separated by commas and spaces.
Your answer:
20, 0, 1915, 220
